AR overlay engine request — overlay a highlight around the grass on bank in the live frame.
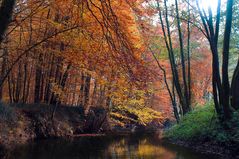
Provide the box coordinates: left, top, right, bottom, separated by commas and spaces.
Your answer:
164, 102, 239, 144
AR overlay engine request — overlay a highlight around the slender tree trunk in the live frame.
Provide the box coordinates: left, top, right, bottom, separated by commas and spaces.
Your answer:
11, 72, 16, 102
22, 61, 28, 103
157, 0, 189, 115
221, 0, 234, 120
231, 60, 239, 110
97, 86, 105, 106
91, 80, 97, 106
57, 63, 71, 105
7, 75, 13, 103
149, 47, 180, 123
39, 71, 45, 102
34, 54, 43, 103
187, 0, 192, 106
0, 46, 8, 100
25, 65, 33, 103
78, 73, 85, 106
175, 0, 190, 113
60, 64, 71, 88
15, 62, 23, 103
84, 75, 91, 109
44, 54, 54, 103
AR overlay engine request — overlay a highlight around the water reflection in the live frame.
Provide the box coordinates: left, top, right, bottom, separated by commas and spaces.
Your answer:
4, 135, 218, 159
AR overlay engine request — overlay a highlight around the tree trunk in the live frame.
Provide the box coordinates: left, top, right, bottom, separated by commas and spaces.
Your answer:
15, 62, 23, 103
34, 54, 43, 103
78, 73, 85, 106
175, 0, 190, 112
91, 80, 97, 106
84, 75, 91, 109
221, 0, 234, 120
149, 47, 180, 123
231, 60, 239, 110
44, 54, 54, 103
0, 46, 8, 100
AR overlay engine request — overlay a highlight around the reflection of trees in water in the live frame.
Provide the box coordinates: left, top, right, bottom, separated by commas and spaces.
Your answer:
6, 137, 112, 159
107, 136, 176, 159
165, 143, 217, 159
5, 135, 217, 159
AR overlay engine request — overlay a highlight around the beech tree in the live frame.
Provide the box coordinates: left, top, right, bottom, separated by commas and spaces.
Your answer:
0, 0, 162, 125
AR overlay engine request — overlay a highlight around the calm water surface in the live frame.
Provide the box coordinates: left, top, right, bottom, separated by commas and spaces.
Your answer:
5, 135, 218, 159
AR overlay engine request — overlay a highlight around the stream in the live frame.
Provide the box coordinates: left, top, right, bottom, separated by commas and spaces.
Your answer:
4, 135, 218, 159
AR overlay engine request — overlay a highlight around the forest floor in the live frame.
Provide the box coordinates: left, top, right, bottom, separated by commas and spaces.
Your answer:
163, 103, 239, 159
0, 103, 110, 156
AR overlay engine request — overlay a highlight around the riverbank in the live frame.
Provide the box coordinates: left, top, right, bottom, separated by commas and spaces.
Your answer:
163, 103, 239, 159
0, 103, 110, 153
0, 102, 163, 153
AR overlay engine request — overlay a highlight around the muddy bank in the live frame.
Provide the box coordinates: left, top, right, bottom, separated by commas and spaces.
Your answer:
0, 104, 110, 152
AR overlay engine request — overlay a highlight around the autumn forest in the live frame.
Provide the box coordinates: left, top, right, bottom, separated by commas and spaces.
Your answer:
0, 0, 239, 158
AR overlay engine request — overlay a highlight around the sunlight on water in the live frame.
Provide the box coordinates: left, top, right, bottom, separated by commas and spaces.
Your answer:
107, 138, 177, 159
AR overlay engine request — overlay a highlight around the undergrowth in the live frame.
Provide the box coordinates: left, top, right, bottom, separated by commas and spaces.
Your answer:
164, 102, 239, 144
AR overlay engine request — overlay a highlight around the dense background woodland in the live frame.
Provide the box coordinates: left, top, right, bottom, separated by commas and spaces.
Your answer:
0, 0, 239, 154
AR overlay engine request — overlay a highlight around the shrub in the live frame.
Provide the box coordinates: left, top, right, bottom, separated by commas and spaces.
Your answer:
164, 102, 218, 140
